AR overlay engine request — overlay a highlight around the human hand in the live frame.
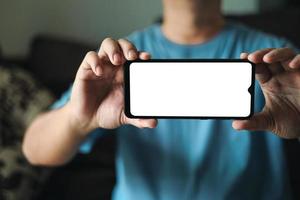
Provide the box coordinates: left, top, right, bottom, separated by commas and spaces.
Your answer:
68, 38, 157, 135
232, 48, 300, 138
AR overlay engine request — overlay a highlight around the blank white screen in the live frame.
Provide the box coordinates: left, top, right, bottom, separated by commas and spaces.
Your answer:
129, 62, 252, 117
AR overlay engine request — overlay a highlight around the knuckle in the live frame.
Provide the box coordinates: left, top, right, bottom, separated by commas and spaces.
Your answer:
102, 37, 115, 46
85, 51, 97, 59
117, 38, 126, 43
119, 39, 135, 49
86, 51, 95, 56
103, 37, 114, 42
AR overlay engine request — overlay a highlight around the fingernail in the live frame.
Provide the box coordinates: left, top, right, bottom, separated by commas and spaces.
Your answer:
113, 53, 122, 64
128, 50, 137, 60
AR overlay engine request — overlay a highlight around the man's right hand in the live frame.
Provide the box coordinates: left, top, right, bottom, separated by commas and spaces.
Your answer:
67, 38, 157, 135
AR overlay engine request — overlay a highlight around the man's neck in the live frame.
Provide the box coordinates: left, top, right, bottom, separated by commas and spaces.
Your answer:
161, 0, 225, 45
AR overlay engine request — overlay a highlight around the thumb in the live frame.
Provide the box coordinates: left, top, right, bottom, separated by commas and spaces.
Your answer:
120, 111, 157, 129
126, 118, 158, 129
232, 110, 274, 132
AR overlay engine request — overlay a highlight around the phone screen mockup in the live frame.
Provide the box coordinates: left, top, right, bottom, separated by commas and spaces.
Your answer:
124, 59, 255, 119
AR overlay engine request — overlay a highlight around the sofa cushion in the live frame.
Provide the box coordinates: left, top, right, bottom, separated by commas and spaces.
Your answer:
0, 46, 2, 62
0, 65, 54, 200
27, 35, 95, 97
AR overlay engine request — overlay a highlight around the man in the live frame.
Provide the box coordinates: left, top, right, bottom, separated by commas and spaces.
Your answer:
23, 0, 300, 199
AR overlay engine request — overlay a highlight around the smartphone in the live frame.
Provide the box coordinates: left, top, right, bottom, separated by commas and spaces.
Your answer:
124, 59, 255, 119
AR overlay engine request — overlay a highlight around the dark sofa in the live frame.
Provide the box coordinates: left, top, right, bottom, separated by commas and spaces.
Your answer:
1, 7, 300, 200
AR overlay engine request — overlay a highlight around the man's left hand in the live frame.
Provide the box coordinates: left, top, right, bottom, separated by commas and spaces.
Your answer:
232, 48, 300, 138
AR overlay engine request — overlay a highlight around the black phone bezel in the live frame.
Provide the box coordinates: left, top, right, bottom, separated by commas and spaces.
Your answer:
124, 59, 255, 119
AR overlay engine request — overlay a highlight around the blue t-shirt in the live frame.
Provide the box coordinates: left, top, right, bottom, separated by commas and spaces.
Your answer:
52, 22, 296, 200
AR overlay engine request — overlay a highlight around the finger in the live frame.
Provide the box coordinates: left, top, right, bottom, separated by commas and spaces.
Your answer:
99, 38, 124, 66
120, 111, 157, 128
240, 52, 272, 84
139, 51, 151, 60
289, 54, 300, 69
118, 39, 138, 60
81, 51, 102, 76
263, 48, 295, 64
240, 52, 249, 60
127, 118, 158, 129
113, 51, 151, 84
248, 48, 275, 64
232, 110, 273, 132
255, 63, 272, 84
249, 49, 285, 75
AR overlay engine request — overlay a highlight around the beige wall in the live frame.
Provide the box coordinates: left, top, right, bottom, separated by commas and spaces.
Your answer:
0, 0, 162, 56
0, 0, 285, 57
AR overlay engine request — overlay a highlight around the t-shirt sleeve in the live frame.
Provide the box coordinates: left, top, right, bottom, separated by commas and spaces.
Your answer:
50, 86, 105, 154
50, 86, 72, 109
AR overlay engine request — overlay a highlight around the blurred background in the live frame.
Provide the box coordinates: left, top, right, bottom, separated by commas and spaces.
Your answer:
0, 0, 298, 57
0, 0, 299, 200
